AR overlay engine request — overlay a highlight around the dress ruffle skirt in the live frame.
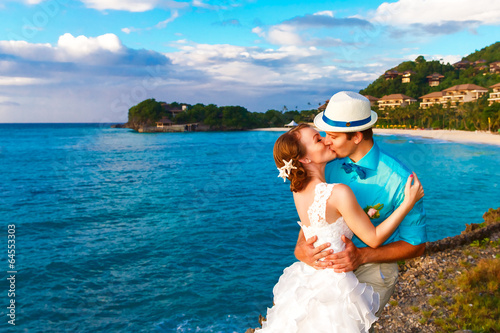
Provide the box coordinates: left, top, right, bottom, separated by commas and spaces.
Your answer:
257, 262, 380, 333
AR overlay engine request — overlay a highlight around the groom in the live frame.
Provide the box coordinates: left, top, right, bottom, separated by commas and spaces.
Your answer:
295, 91, 427, 318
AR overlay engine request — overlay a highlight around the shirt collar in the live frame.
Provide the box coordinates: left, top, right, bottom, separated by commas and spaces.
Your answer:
349, 141, 380, 170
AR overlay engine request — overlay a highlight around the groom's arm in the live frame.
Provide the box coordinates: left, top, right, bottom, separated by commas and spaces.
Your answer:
328, 236, 425, 272
294, 229, 335, 269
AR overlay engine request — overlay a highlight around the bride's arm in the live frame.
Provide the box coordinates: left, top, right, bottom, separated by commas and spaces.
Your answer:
333, 173, 424, 248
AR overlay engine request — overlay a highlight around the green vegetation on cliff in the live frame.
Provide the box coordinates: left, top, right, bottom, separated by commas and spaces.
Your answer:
128, 98, 164, 126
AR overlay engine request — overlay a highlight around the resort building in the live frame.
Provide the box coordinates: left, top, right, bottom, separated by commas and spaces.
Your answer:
384, 70, 400, 80
401, 70, 416, 83
488, 83, 500, 105
474, 59, 486, 65
419, 92, 445, 109
363, 95, 380, 107
490, 61, 500, 74
453, 60, 471, 70
441, 84, 488, 107
377, 94, 417, 110
426, 73, 445, 87
161, 103, 187, 117
318, 100, 329, 112
156, 117, 173, 128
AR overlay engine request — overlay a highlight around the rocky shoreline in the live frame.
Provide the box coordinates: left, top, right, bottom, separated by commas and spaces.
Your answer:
246, 208, 500, 333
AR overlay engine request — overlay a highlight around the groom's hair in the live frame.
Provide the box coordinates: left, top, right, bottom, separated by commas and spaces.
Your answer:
345, 128, 373, 141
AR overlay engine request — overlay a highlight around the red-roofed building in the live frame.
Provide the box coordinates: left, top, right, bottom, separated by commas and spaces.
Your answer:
377, 94, 417, 110
384, 70, 400, 80
156, 117, 173, 128
401, 70, 416, 83
318, 100, 329, 112
442, 84, 488, 107
363, 95, 379, 107
453, 60, 471, 70
419, 91, 445, 109
426, 73, 445, 87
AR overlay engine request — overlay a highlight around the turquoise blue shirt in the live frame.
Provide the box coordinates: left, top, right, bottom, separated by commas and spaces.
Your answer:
325, 142, 427, 248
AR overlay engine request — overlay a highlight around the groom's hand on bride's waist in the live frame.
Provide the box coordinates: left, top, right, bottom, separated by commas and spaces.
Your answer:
327, 236, 364, 273
295, 233, 334, 270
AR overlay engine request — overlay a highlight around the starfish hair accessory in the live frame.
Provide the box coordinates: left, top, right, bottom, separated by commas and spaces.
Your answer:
277, 159, 297, 182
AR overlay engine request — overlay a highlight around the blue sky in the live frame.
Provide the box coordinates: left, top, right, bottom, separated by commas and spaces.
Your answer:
0, 0, 499, 123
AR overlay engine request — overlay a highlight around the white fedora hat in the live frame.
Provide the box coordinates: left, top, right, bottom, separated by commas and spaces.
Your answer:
314, 91, 378, 132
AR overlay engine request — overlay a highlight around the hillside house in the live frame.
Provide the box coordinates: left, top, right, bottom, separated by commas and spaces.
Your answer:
401, 70, 416, 83
426, 73, 445, 87
384, 70, 400, 80
490, 61, 500, 74
453, 60, 471, 70
161, 103, 187, 117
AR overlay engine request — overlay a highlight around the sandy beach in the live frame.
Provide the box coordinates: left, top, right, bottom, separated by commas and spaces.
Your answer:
250, 127, 500, 146
373, 128, 500, 146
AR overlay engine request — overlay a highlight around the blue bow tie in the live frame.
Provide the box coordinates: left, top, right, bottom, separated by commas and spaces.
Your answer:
341, 162, 367, 180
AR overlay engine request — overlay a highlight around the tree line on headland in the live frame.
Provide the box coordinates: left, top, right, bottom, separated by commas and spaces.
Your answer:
123, 42, 500, 132
125, 98, 318, 131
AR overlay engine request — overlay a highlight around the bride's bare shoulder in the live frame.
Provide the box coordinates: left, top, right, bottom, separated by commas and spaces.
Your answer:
331, 183, 353, 196
328, 184, 355, 206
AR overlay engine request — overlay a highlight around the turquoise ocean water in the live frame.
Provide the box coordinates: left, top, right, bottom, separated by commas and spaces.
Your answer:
1, 123, 499, 332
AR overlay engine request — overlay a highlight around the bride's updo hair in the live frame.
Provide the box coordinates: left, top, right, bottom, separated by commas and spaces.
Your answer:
273, 123, 311, 192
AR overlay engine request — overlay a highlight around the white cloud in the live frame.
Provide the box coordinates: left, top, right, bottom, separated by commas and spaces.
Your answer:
57, 33, 124, 58
0, 34, 126, 64
435, 54, 463, 65
0, 40, 54, 61
155, 10, 179, 28
251, 26, 265, 38
405, 53, 463, 65
81, 0, 186, 12
314, 10, 334, 17
372, 0, 500, 26
267, 24, 303, 45
80, 0, 156, 12
122, 10, 179, 33
168, 42, 329, 85
0, 76, 48, 86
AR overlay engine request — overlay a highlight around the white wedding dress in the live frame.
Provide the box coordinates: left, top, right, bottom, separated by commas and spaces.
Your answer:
257, 183, 380, 333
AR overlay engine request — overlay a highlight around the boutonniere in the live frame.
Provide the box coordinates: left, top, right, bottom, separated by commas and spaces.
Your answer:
364, 203, 384, 219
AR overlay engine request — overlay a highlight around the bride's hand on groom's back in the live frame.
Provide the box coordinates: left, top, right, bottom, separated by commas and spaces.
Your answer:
295, 232, 334, 269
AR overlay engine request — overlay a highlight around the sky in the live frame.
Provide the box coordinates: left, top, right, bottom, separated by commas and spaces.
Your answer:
0, 0, 499, 123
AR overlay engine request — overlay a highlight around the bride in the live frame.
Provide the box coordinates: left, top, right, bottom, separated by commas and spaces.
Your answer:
257, 123, 424, 333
